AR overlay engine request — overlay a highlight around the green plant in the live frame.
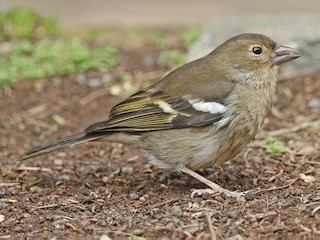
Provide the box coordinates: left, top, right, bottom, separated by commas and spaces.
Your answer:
263, 137, 286, 155
0, 38, 120, 86
152, 34, 168, 49
182, 28, 201, 48
0, 7, 59, 40
158, 50, 186, 68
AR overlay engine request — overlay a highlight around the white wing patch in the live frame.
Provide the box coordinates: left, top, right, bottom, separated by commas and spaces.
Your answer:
188, 99, 227, 114
153, 100, 177, 114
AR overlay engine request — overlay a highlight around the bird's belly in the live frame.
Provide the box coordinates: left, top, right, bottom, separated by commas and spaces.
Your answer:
142, 123, 255, 170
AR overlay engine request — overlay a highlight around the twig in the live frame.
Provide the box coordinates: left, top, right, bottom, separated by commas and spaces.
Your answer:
79, 89, 109, 106
268, 169, 284, 182
253, 178, 299, 195
0, 235, 12, 239
32, 204, 59, 210
206, 214, 217, 240
257, 120, 319, 139
311, 205, 320, 216
148, 197, 179, 209
304, 160, 320, 165
107, 230, 140, 238
0, 183, 19, 187
0, 198, 17, 203
16, 166, 52, 172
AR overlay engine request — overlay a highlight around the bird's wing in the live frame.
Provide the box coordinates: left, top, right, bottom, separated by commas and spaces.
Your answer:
86, 87, 227, 133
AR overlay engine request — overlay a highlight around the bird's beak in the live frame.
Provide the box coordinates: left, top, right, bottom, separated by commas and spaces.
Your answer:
271, 45, 301, 66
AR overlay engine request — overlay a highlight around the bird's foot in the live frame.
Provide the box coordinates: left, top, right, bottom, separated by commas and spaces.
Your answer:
176, 164, 252, 198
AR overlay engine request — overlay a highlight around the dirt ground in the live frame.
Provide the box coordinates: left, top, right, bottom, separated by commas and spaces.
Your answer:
1, 33, 320, 240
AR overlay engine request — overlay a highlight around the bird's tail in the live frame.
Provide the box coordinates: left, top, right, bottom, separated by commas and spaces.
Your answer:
20, 131, 104, 161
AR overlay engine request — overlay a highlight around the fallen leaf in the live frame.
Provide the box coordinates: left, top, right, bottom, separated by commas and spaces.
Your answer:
297, 146, 317, 155
299, 173, 316, 183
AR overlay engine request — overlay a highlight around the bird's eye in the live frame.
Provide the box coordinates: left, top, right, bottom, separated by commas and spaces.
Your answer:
252, 46, 262, 55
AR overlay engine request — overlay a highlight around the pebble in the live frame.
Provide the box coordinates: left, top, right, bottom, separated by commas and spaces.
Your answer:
142, 54, 156, 68
30, 186, 43, 194
100, 235, 112, 240
129, 193, 139, 200
171, 205, 183, 217
152, 207, 161, 213
139, 196, 146, 201
308, 98, 320, 108
185, 225, 200, 235
53, 159, 64, 166
0, 202, 8, 210
0, 191, 5, 197
238, 196, 247, 203
121, 166, 134, 175
132, 229, 143, 236
87, 78, 102, 87
76, 73, 86, 85
56, 175, 70, 181
191, 202, 200, 209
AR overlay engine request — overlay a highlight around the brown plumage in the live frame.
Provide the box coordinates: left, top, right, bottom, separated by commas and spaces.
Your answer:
20, 33, 301, 197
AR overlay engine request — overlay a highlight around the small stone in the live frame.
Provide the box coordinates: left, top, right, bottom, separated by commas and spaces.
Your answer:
56, 175, 70, 181
54, 224, 62, 230
53, 159, 64, 166
185, 225, 200, 235
0, 202, 9, 210
121, 166, 134, 175
30, 186, 43, 194
132, 229, 143, 236
139, 196, 146, 201
129, 193, 139, 200
308, 98, 320, 108
153, 208, 161, 213
76, 74, 86, 85
0, 214, 5, 222
0, 191, 5, 197
100, 235, 112, 240
238, 196, 247, 203
87, 78, 102, 87
191, 202, 200, 209
171, 205, 183, 217
142, 54, 156, 68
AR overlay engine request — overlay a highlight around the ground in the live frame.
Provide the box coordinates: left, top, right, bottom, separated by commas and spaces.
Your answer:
0, 32, 320, 240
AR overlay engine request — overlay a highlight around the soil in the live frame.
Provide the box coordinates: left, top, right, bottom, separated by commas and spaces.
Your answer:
1, 33, 320, 240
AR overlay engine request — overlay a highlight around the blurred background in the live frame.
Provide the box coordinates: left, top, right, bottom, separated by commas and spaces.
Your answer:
2, 0, 320, 28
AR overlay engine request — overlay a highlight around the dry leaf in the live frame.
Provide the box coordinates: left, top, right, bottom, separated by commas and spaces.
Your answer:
297, 146, 317, 155
299, 173, 316, 183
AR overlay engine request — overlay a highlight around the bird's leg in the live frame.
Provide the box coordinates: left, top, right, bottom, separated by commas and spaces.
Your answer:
176, 164, 249, 198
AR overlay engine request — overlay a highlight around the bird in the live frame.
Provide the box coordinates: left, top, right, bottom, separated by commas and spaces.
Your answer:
20, 33, 301, 197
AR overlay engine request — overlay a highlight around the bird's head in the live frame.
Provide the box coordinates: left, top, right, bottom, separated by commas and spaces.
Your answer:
211, 33, 301, 87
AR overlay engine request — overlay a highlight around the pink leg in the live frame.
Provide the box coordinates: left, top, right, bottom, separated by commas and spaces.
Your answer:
177, 165, 250, 198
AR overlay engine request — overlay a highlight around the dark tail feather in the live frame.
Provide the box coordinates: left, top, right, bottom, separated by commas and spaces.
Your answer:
20, 132, 103, 161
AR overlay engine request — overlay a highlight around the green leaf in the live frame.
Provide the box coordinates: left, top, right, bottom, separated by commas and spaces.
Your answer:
52, 114, 66, 126
182, 28, 200, 48
263, 137, 286, 155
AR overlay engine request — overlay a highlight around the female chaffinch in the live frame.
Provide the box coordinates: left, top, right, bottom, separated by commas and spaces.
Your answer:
21, 33, 301, 197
